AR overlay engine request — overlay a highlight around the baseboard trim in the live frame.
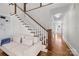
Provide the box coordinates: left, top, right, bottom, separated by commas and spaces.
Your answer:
41, 45, 47, 52
63, 38, 79, 56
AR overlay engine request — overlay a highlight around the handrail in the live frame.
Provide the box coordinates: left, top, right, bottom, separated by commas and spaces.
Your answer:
26, 3, 53, 12
16, 4, 48, 32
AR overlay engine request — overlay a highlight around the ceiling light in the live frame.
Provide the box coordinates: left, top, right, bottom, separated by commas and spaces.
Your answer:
54, 13, 62, 19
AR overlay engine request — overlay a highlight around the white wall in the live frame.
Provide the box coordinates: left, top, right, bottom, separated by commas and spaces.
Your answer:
26, 3, 40, 11
27, 4, 52, 29
0, 3, 10, 16
0, 16, 10, 39
63, 4, 79, 54
0, 3, 12, 39
27, 3, 71, 29
17, 3, 24, 10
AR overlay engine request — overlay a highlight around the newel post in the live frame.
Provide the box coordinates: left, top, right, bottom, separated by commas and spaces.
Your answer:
24, 3, 26, 12
14, 3, 16, 14
40, 3, 42, 7
47, 29, 52, 50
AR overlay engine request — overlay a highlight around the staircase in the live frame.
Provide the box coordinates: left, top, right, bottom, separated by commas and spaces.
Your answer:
10, 15, 40, 43
9, 3, 48, 49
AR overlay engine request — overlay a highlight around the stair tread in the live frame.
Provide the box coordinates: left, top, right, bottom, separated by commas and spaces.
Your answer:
17, 17, 20, 18
31, 32, 35, 33
34, 35, 39, 37
19, 19, 22, 20
21, 21, 24, 22
25, 26, 29, 27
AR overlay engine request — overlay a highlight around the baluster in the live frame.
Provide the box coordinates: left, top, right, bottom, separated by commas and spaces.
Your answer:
38, 27, 41, 39
44, 31, 47, 45
46, 31, 47, 45
35, 25, 37, 36
43, 29, 46, 45
39, 30, 42, 41
42, 29, 44, 45
37, 25, 40, 37
43, 31, 46, 45
30, 22, 37, 36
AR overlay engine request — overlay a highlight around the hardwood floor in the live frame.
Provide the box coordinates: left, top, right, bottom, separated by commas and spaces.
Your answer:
38, 33, 74, 56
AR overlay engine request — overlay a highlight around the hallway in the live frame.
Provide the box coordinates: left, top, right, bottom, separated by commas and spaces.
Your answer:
0, 3, 78, 56
38, 33, 74, 56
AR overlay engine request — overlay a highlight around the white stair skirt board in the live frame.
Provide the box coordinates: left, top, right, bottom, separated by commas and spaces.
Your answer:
41, 45, 48, 52
63, 38, 79, 56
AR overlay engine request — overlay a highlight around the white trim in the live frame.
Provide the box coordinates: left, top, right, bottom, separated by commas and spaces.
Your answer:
41, 45, 47, 52
63, 38, 79, 56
